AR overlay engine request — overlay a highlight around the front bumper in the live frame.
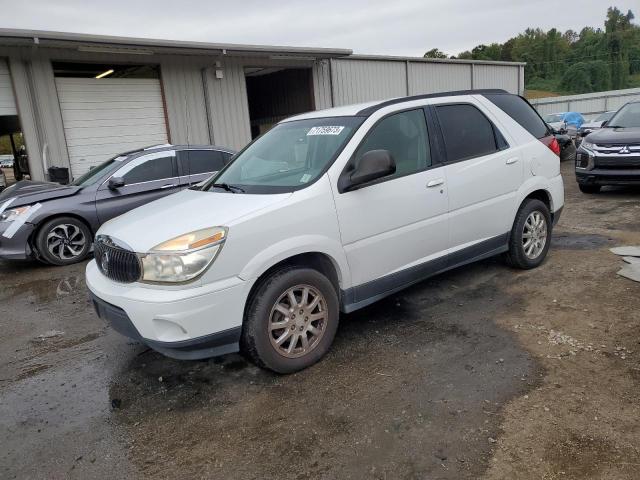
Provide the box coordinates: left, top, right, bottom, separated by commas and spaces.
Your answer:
85, 260, 250, 360
576, 169, 640, 186
0, 221, 35, 260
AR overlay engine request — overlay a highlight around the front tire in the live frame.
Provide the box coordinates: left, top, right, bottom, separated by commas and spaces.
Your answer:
579, 184, 601, 194
35, 217, 91, 266
505, 199, 552, 270
241, 267, 339, 374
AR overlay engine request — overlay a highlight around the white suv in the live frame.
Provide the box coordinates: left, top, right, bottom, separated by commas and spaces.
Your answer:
87, 90, 564, 373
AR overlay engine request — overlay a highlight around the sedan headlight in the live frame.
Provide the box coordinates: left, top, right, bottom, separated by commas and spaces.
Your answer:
140, 227, 227, 283
0, 206, 31, 223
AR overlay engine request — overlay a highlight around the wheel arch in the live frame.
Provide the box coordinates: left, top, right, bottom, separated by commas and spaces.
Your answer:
242, 251, 344, 322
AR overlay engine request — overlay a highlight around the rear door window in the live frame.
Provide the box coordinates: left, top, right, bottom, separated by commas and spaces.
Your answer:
185, 150, 227, 175
483, 93, 550, 139
435, 104, 499, 163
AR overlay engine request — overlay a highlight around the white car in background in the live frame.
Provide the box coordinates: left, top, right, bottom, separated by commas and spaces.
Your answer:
87, 89, 564, 373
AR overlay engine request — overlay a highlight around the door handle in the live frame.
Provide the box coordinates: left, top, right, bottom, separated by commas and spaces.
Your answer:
427, 178, 445, 188
505, 157, 519, 165
160, 183, 177, 189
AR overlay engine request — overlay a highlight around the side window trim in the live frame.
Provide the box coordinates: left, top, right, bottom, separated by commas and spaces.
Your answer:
338, 106, 437, 193
431, 102, 510, 165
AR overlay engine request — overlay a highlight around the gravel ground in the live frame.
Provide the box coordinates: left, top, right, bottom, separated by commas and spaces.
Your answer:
1, 161, 638, 479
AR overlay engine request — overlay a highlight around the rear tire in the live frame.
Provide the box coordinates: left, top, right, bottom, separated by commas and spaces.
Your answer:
35, 217, 92, 266
505, 199, 552, 270
579, 184, 601, 194
241, 267, 339, 374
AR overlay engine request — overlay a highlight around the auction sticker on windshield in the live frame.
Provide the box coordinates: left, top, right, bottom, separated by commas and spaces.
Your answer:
307, 126, 345, 136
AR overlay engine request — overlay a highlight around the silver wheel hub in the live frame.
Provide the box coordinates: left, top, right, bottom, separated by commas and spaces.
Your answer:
46, 224, 86, 260
522, 211, 547, 260
268, 284, 327, 359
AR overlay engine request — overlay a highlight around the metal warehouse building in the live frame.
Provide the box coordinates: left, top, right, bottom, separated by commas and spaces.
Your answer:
0, 29, 525, 182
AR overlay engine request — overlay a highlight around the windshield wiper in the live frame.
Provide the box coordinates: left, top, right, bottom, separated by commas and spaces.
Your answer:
210, 183, 245, 193
605, 125, 625, 128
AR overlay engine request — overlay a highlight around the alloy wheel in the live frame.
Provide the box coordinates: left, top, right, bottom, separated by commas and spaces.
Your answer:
522, 211, 547, 260
268, 284, 328, 359
46, 224, 87, 261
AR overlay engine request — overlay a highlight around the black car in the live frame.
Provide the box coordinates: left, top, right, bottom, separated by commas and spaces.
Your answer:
575, 101, 640, 193
0, 144, 234, 265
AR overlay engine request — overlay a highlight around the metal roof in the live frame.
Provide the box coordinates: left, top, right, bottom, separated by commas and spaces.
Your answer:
0, 28, 353, 59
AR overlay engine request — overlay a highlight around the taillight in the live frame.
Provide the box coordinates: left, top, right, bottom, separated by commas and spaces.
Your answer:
539, 135, 560, 157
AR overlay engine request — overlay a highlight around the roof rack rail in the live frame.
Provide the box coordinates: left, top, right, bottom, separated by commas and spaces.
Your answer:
356, 89, 509, 116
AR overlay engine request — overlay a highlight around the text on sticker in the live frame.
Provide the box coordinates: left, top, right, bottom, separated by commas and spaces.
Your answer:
307, 126, 345, 136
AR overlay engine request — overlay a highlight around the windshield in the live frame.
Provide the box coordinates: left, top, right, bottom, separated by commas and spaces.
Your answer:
606, 103, 640, 128
595, 111, 614, 122
544, 113, 565, 123
204, 116, 364, 194
71, 155, 128, 187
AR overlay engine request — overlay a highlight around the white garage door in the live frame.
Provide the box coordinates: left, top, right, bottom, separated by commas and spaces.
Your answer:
55, 77, 169, 177
0, 59, 17, 116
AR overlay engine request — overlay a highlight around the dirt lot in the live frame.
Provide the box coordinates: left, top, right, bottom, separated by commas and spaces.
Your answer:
1, 161, 639, 479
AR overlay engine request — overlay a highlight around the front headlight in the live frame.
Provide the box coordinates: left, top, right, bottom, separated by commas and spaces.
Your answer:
139, 227, 227, 283
580, 140, 595, 151
0, 206, 31, 223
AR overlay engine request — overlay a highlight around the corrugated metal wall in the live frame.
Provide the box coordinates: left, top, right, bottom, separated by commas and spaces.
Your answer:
203, 58, 252, 151
408, 62, 471, 94
331, 59, 407, 106
160, 57, 211, 145
0, 58, 16, 115
330, 57, 521, 106
530, 88, 640, 116
312, 60, 332, 110
473, 64, 520, 91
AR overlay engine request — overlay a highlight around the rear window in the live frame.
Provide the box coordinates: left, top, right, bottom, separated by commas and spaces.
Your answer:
435, 104, 500, 162
484, 93, 549, 139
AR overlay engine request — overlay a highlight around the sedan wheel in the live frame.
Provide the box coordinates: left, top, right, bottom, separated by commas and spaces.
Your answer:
35, 216, 92, 266
46, 224, 87, 261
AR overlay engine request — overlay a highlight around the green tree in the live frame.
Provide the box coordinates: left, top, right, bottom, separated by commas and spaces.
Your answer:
605, 7, 634, 89
423, 48, 448, 59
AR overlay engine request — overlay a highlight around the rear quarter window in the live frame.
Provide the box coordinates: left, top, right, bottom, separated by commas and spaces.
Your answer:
483, 94, 549, 139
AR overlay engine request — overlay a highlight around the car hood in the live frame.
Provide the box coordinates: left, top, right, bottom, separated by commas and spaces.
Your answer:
98, 188, 292, 252
0, 180, 81, 207
547, 121, 564, 130
586, 127, 640, 145
581, 121, 601, 129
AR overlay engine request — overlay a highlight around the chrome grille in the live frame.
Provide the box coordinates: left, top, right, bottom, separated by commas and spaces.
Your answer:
94, 237, 141, 283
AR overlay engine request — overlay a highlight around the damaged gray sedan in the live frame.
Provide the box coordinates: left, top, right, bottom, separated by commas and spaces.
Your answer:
0, 144, 233, 265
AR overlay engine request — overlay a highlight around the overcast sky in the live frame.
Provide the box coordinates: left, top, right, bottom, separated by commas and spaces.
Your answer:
3, 0, 638, 56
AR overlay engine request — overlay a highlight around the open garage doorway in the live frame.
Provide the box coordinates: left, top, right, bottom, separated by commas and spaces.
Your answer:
245, 67, 314, 139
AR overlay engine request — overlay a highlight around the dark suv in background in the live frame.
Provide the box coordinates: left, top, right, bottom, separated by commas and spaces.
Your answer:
0, 144, 234, 265
576, 101, 640, 193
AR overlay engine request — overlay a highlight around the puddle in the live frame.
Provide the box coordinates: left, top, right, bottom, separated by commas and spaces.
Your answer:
552, 232, 615, 250
0, 275, 85, 303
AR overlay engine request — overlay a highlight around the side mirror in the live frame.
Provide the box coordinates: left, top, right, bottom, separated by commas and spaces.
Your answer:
108, 177, 125, 190
340, 149, 396, 192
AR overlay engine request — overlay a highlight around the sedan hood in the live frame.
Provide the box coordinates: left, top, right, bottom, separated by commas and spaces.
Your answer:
0, 180, 81, 207
98, 188, 292, 252
587, 127, 640, 145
